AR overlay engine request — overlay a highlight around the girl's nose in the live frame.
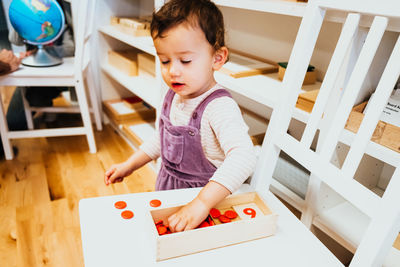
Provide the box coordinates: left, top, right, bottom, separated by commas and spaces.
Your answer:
169, 62, 181, 76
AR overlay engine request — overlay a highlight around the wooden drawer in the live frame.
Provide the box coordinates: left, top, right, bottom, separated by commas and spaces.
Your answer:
148, 192, 278, 261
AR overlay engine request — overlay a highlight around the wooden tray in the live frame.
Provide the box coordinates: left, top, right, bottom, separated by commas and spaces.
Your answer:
345, 101, 400, 153
220, 53, 278, 78
122, 121, 156, 146
148, 192, 277, 261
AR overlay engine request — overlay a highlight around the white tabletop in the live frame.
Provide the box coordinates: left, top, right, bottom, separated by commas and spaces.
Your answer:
0, 57, 75, 87
79, 187, 343, 267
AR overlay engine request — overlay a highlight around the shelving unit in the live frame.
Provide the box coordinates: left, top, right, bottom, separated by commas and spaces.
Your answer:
91, 0, 400, 264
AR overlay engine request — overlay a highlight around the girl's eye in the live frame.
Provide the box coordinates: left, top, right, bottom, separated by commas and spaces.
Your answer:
161, 60, 170, 65
181, 60, 191, 64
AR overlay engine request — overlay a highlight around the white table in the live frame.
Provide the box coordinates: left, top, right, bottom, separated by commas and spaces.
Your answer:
79, 186, 343, 267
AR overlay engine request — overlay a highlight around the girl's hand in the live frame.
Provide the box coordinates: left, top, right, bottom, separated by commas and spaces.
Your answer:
104, 162, 133, 185
167, 197, 210, 232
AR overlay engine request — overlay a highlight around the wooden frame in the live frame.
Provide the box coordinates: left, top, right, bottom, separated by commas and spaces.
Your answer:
148, 192, 277, 261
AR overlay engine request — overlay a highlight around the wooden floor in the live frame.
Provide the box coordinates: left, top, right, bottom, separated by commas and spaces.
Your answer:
0, 124, 156, 267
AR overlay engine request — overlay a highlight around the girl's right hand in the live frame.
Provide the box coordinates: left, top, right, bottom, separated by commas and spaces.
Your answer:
104, 162, 133, 185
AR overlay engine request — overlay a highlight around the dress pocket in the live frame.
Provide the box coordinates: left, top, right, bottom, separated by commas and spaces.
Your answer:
162, 129, 184, 164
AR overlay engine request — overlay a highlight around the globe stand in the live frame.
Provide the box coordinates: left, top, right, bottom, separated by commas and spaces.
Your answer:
22, 45, 63, 67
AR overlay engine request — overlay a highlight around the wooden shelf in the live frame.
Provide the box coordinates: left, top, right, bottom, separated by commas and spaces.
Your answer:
99, 25, 156, 56
101, 64, 160, 108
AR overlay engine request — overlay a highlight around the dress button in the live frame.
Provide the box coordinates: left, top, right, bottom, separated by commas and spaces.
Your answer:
192, 112, 198, 119
188, 131, 195, 136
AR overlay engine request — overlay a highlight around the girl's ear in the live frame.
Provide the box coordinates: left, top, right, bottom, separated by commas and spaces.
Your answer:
212, 47, 228, 71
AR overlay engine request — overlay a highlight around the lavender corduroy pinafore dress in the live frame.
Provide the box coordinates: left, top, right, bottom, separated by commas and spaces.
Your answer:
156, 88, 232, 191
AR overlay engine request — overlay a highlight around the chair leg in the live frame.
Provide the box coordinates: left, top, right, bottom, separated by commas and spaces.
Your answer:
21, 87, 34, 130
0, 92, 13, 159
86, 65, 102, 131
75, 80, 97, 153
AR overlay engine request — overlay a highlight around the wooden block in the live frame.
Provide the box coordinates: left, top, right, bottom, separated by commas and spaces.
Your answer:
108, 50, 138, 76
379, 123, 400, 152
148, 192, 277, 261
103, 99, 155, 124
394, 233, 400, 250
345, 101, 400, 153
278, 65, 316, 85
110, 16, 119, 25
250, 133, 265, 146
138, 53, 156, 76
296, 89, 319, 113
220, 53, 278, 78
119, 18, 146, 30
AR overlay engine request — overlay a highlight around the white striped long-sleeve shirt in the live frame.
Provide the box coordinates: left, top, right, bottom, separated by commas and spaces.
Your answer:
140, 84, 257, 193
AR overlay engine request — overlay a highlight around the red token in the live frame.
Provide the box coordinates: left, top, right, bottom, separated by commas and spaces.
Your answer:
157, 225, 168, 235
224, 210, 238, 219
198, 221, 210, 228
121, 210, 134, 219
114, 201, 127, 209
150, 199, 162, 207
218, 215, 231, 223
210, 208, 221, 218
155, 219, 163, 225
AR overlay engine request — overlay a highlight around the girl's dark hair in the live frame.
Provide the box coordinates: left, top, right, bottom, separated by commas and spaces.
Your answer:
151, 0, 225, 51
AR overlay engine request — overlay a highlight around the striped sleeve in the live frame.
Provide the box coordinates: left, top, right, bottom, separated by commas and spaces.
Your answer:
205, 97, 257, 193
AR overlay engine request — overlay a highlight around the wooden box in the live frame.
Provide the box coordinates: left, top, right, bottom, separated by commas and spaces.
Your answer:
220, 53, 278, 78
345, 101, 400, 153
108, 50, 138, 76
148, 192, 277, 261
103, 99, 155, 124
278, 64, 316, 85
138, 53, 155, 76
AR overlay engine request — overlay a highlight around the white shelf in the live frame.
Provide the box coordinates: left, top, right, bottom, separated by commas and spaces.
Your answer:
313, 201, 370, 253
214, 0, 307, 17
99, 25, 156, 56
215, 71, 320, 123
101, 64, 160, 109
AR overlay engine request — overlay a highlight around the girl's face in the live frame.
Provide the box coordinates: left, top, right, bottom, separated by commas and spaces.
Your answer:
153, 22, 227, 99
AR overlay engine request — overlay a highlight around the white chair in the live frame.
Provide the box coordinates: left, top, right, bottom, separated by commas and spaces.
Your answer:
251, 0, 400, 266
79, 1, 400, 266
0, 0, 101, 160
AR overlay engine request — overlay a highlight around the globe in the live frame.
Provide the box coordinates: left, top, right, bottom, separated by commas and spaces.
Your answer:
8, 0, 66, 67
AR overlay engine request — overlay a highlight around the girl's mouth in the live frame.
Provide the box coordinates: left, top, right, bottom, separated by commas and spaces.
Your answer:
172, 82, 185, 89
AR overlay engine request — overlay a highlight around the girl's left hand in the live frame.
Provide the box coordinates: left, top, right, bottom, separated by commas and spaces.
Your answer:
167, 197, 210, 232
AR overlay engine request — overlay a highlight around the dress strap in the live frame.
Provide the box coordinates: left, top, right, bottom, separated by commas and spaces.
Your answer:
161, 89, 176, 117
189, 89, 232, 129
